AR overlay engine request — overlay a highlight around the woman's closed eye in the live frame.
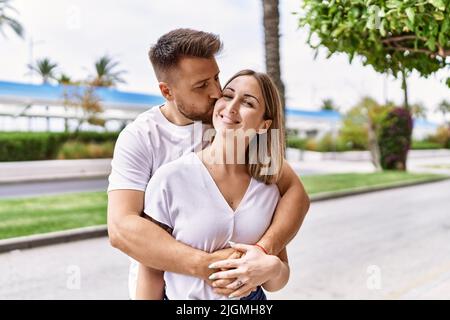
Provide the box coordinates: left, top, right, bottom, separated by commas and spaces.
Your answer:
244, 100, 254, 108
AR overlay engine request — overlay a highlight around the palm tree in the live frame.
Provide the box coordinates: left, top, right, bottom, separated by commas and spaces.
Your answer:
27, 57, 58, 83
437, 100, 450, 128
58, 73, 73, 85
0, 0, 24, 38
262, 0, 285, 117
91, 55, 126, 87
410, 102, 427, 120
321, 98, 339, 112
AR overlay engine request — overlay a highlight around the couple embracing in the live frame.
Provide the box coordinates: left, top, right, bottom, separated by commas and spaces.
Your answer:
107, 28, 310, 300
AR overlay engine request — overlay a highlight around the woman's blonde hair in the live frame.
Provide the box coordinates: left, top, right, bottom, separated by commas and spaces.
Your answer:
223, 69, 285, 184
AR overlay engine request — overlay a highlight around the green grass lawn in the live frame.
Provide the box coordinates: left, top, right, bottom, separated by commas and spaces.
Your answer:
422, 164, 450, 169
0, 171, 447, 240
301, 171, 447, 195
0, 192, 107, 240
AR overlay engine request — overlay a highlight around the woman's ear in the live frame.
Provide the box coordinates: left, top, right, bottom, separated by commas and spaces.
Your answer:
258, 119, 272, 134
159, 82, 173, 100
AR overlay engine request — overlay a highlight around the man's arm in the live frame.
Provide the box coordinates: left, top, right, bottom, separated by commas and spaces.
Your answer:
107, 189, 234, 280
257, 161, 310, 255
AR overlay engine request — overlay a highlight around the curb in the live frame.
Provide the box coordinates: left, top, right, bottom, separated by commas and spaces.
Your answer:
0, 225, 108, 254
0, 173, 109, 185
1, 176, 449, 254
309, 176, 450, 202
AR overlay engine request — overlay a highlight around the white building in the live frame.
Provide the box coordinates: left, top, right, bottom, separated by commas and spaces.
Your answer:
0, 80, 439, 139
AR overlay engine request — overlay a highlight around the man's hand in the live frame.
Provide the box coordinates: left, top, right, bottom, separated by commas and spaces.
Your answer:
202, 247, 257, 298
208, 250, 249, 297
208, 242, 280, 298
199, 247, 236, 284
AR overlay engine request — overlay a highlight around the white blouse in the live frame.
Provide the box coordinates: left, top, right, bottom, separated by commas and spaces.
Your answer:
144, 152, 280, 300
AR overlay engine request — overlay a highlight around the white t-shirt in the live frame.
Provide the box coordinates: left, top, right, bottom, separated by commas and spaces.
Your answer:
144, 152, 280, 300
107, 105, 210, 299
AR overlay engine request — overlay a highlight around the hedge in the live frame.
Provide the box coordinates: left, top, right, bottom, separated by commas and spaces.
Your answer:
0, 131, 119, 161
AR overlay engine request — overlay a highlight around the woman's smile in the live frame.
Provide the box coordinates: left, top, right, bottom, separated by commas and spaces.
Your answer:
217, 113, 241, 125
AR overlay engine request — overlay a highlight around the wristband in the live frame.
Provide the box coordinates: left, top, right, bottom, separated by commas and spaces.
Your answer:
255, 243, 268, 254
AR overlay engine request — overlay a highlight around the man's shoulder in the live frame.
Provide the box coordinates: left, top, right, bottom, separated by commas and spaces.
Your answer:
122, 106, 162, 133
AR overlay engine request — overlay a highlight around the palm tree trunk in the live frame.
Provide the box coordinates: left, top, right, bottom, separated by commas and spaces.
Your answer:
262, 0, 286, 118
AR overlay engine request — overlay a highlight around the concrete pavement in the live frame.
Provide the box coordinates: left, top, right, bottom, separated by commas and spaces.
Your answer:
1, 149, 450, 199
0, 237, 129, 299
0, 177, 108, 199
1, 179, 449, 299
0, 159, 111, 184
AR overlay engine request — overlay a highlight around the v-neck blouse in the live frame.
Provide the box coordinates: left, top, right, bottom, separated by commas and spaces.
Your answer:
143, 152, 280, 300
193, 152, 254, 215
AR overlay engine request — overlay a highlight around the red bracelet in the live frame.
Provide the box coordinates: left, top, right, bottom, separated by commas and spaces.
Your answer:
255, 243, 268, 254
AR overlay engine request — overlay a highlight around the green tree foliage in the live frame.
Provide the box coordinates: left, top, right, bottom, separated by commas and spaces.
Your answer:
340, 97, 392, 170
27, 57, 58, 83
0, 0, 23, 38
298, 0, 450, 92
91, 55, 126, 87
321, 98, 340, 111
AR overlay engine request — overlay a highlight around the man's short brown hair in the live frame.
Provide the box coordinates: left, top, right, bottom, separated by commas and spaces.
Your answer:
149, 28, 222, 82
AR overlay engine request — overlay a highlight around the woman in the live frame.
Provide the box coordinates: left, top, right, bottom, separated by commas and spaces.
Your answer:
136, 69, 290, 300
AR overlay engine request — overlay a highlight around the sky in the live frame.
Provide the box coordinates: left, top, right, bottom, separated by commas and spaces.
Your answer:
0, 0, 448, 124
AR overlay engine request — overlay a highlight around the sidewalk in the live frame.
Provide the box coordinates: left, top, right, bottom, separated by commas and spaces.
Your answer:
1, 149, 449, 185
288, 149, 450, 176
0, 159, 111, 184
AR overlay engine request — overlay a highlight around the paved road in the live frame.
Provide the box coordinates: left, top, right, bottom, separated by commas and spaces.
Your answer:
0, 178, 108, 199
1, 180, 449, 299
0, 237, 129, 299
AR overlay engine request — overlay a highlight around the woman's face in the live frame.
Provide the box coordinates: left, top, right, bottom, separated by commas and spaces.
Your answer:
212, 75, 270, 134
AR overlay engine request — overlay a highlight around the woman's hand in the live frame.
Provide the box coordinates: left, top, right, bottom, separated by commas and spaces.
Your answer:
208, 242, 281, 298
207, 249, 243, 296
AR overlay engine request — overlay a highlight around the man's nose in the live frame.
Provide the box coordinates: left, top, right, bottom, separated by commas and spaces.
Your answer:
209, 81, 222, 99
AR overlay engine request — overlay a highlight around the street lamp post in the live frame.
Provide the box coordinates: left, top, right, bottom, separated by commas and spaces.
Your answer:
28, 37, 45, 131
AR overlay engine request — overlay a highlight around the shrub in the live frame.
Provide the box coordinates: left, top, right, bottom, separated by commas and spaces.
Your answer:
411, 140, 443, 150
426, 126, 450, 148
57, 141, 115, 159
379, 108, 413, 170
68, 131, 119, 143
316, 133, 352, 152
0, 132, 67, 161
286, 136, 307, 150
0, 131, 119, 161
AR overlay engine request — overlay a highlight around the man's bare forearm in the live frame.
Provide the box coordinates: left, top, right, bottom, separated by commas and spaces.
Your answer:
109, 213, 207, 276
257, 163, 310, 255
108, 189, 219, 279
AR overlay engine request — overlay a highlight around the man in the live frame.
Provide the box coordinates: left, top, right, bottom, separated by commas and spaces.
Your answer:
107, 28, 310, 299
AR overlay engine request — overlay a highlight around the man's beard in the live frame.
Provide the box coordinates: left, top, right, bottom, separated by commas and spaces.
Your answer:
177, 101, 215, 124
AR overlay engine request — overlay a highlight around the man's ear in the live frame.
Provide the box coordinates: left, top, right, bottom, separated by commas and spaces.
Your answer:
159, 82, 173, 101
258, 119, 272, 134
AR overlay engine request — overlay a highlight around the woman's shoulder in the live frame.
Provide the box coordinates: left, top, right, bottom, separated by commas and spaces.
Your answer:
251, 177, 281, 197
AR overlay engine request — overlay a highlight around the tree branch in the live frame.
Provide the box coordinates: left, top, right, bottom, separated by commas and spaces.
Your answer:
381, 35, 427, 44
384, 40, 449, 58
